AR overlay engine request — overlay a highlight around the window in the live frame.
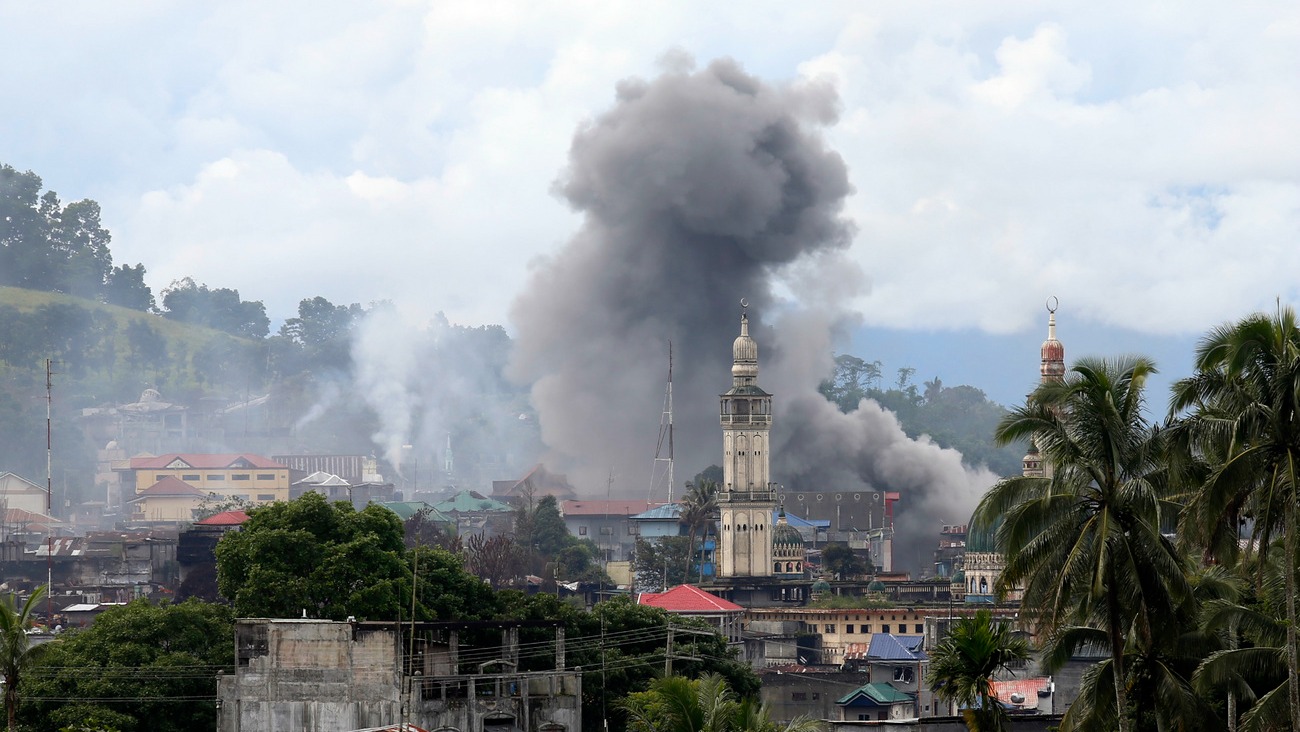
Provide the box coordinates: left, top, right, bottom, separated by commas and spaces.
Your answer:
233, 494, 250, 501
791, 692, 807, 701
812, 693, 820, 700
628, 525, 638, 535
257, 494, 275, 502
863, 624, 871, 633
845, 625, 854, 634
232, 474, 251, 481
599, 526, 613, 535
893, 667, 914, 683
182, 474, 200, 481
882, 624, 890, 633
915, 624, 923, 634
579, 526, 588, 536
207, 475, 225, 481
257, 473, 276, 480
823, 624, 835, 634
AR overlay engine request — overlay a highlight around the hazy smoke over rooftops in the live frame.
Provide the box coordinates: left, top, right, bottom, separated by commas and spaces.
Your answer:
509, 58, 995, 572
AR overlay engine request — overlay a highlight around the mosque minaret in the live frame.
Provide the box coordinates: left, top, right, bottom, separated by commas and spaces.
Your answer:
965, 299, 1063, 602
717, 302, 777, 579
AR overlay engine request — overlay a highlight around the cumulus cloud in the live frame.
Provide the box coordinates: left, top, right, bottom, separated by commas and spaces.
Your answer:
1, 1, 1298, 336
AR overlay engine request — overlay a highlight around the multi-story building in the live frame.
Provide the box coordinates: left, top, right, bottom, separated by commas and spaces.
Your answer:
116, 454, 290, 510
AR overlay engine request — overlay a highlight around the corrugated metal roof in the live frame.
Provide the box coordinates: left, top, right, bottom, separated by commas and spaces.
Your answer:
866, 633, 927, 661
630, 504, 682, 521
837, 682, 915, 706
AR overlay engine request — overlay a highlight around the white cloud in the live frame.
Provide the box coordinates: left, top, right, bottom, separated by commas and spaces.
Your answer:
1, 1, 1298, 337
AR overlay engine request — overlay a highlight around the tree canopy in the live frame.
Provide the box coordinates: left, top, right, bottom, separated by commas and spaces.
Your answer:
215, 492, 411, 620
20, 599, 233, 732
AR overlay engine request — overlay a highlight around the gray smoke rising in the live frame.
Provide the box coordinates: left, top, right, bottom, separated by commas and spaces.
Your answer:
509, 58, 994, 573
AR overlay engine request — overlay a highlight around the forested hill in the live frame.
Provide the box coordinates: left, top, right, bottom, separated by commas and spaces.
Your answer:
820, 355, 1023, 476
2, 160, 1017, 501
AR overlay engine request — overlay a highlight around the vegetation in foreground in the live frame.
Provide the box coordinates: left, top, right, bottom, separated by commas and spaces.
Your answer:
971, 303, 1300, 731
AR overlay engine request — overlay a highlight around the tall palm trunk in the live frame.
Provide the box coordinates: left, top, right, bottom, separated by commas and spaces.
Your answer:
5, 672, 16, 732
1107, 564, 1131, 732
1285, 487, 1300, 730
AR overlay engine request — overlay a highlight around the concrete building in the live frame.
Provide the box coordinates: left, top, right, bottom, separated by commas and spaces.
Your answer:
217, 618, 581, 732
126, 476, 208, 523
0, 473, 50, 515
561, 499, 658, 562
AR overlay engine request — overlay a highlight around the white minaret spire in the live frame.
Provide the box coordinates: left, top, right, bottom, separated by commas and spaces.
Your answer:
718, 299, 776, 579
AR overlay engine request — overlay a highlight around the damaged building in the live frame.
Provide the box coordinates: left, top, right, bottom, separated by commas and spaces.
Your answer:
217, 618, 581, 732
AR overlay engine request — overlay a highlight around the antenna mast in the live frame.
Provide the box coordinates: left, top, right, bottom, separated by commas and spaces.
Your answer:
649, 343, 675, 503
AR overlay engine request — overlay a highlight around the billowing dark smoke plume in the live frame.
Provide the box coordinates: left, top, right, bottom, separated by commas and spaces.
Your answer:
510, 58, 994, 573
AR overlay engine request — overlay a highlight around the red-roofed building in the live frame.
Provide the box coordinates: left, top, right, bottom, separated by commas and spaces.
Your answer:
638, 584, 743, 643
116, 453, 290, 509
197, 510, 250, 526
561, 499, 661, 563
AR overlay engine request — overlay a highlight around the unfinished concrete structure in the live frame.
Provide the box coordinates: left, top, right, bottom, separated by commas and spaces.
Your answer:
217, 618, 581, 732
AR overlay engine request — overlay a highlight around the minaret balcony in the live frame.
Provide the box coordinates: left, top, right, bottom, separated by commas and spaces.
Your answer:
718, 486, 777, 503
719, 414, 772, 427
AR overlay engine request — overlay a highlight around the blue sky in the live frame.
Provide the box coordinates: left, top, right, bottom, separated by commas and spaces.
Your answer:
3, 1, 1298, 406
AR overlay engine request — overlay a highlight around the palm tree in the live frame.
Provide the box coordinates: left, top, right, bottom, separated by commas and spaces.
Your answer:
681, 480, 719, 583
0, 584, 48, 731
623, 673, 823, 732
1193, 550, 1293, 731
926, 609, 1030, 731
972, 356, 1189, 732
1169, 305, 1300, 731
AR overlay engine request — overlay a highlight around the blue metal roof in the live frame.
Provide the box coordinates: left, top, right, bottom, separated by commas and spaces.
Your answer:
867, 633, 927, 662
776, 511, 830, 529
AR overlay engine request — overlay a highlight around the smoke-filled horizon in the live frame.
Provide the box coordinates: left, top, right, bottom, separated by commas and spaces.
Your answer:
508, 58, 996, 573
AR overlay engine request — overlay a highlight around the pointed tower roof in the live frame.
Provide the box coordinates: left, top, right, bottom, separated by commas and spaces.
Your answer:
1041, 297, 1065, 383
732, 302, 759, 383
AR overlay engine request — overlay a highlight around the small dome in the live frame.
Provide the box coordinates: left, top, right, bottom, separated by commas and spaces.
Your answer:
812, 579, 832, 592
774, 521, 803, 547
952, 569, 966, 583
139, 388, 162, 403
867, 580, 886, 592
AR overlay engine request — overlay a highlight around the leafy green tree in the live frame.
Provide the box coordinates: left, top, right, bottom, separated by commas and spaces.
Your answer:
0, 165, 113, 298
927, 610, 1030, 731
411, 545, 500, 621
820, 542, 869, 579
279, 296, 362, 347
20, 599, 232, 732
215, 493, 409, 620
633, 536, 690, 591
973, 356, 1189, 732
1170, 305, 1300, 730
160, 278, 269, 339
102, 263, 154, 311
1, 585, 47, 732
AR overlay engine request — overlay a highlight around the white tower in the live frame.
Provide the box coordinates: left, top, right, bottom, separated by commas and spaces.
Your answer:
718, 303, 776, 578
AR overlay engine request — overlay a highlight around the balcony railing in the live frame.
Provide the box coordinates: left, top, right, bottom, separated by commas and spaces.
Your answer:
717, 488, 777, 503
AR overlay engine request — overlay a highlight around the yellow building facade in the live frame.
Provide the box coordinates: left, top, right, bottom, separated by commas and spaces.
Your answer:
124, 454, 290, 505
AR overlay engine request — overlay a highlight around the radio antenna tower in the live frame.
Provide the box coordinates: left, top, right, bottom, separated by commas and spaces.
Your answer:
648, 343, 675, 503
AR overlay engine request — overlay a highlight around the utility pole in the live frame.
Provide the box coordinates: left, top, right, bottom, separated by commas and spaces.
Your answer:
664, 625, 713, 677
45, 358, 53, 625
